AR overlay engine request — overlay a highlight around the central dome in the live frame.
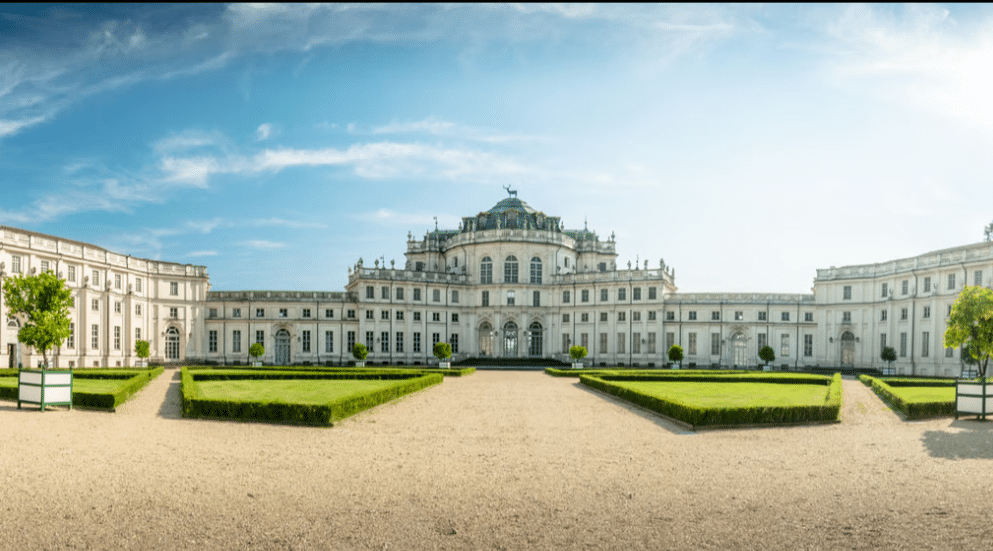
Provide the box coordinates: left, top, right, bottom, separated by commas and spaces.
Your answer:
485, 197, 537, 215
460, 195, 560, 233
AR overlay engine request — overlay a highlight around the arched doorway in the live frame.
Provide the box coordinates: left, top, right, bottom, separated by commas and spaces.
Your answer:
478, 322, 494, 357
165, 327, 180, 360
730, 332, 747, 367
7, 319, 20, 368
275, 329, 291, 365
528, 321, 543, 357
840, 331, 855, 367
503, 322, 518, 357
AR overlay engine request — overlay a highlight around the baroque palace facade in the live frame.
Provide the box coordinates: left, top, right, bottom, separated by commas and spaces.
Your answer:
2, 193, 991, 377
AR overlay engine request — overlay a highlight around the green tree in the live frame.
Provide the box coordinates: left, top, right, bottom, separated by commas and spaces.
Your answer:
569, 345, 587, 362
135, 340, 150, 362
433, 342, 452, 361
759, 346, 776, 368
2, 272, 73, 369
249, 342, 265, 363
880, 346, 896, 371
352, 343, 368, 361
944, 286, 993, 378
667, 344, 684, 366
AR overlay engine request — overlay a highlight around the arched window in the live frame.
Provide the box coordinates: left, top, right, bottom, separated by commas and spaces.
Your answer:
528, 321, 543, 357
504, 256, 518, 283
478, 322, 494, 357
480, 257, 493, 284
503, 322, 518, 356
530, 257, 542, 284
165, 327, 180, 360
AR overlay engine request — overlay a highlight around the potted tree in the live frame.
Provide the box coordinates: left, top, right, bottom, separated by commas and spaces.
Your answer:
880, 346, 896, 376
569, 345, 587, 369
944, 286, 993, 420
249, 343, 265, 367
352, 343, 368, 367
3, 271, 74, 411
759, 345, 776, 372
134, 340, 150, 368
667, 344, 683, 370
434, 341, 452, 368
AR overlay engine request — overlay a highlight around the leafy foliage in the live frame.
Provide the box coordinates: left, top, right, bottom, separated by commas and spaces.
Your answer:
880, 346, 896, 364
433, 341, 452, 361
667, 344, 684, 364
249, 342, 265, 359
2, 272, 73, 368
758, 346, 776, 366
135, 340, 150, 359
944, 286, 993, 378
569, 345, 587, 361
352, 342, 368, 361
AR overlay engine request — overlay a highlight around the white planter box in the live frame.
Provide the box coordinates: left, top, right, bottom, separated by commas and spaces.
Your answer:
18, 369, 73, 411
354, 361, 365, 367
956, 381, 993, 420
572, 362, 584, 369
763, 365, 772, 372
438, 361, 451, 369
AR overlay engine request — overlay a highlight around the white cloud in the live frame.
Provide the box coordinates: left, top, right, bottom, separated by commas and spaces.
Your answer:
255, 123, 274, 141
243, 239, 286, 250
187, 250, 218, 257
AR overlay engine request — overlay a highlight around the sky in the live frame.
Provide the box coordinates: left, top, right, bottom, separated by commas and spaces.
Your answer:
2, 4, 993, 294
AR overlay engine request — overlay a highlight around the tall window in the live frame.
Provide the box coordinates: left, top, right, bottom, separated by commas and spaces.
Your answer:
135, 277, 142, 293
114, 326, 121, 350
347, 331, 356, 352
633, 288, 641, 300
451, 290, 459, 303
617, 333, 626, 354
68, 323, 75, 348
381, 332, 389, 353
413, 288, 421, 301
256, 330, 264, 345
948, 274, 956, 290
780, 334, 790, 357
924, 277, 931, 292
711, 333, 720, 355
507, 291, 515, 306
366, 332, 374, 351
532, 291, 540, 307
92, 270, 99, 286
232, 330, 242, 353
135, 327, 141, 341
900, 332, 907, 357
581, 290, 589, 303
413, 332, 421, 353
648, 287, 657, 300
504, 256, 519, 283
601, 289, 608, 302
450, 334, 459, 354
208, 330, 217, 353
976, 270, 984, 286
325, 331, 333, 353
302, 330, 311, 352
563, 290, 570, 303
647, 332, 656, 354
381, 286, 389, 299
433, 289, 441, 302
115, 274, 122, 289
881, 283, 888, 297
396, 332, 404, 353
480, 257, 493, 284
687, 333, 697, 355
482, 290, 489, 307
843, 286, 851, 300
632, 332, 640, 354
599, 332, 608, 354
902, 280, 909, 295
530, 257, 542, 284
170, 282, 178, 296
804, 334, 813, 357
11, 255, 20, 273
165, 327, 180, 360
618, 288, 626, 301
396, 288, 404, 300
366, 286, 375, 299
921, 331, 930, 357
68, 265, 76, 282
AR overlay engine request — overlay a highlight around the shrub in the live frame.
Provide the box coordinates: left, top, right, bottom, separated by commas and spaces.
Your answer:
667, 345, 684, 364
862, 375, 955, 419
433, 342, 452, 361
249, 343, 265, 362
352, 343, 368, 361
569, 346, 588, 362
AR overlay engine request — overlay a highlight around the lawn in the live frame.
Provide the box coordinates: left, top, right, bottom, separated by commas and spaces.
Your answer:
860, 375, 956, 419
885, 385, 955, 403
0, 368, 163, 409
0, 375, 127, 393
196, 378, 407, 405
608, 381, 833, 408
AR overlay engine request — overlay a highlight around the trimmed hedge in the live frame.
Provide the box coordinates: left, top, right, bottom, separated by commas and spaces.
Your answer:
189, 365, 475, 377
581, 373, 842, 429
181, 367, 443, 425
0, 367, 163, 409
861, 375, 955, 419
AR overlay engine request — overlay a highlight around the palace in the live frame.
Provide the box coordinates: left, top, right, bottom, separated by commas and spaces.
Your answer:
2, 193, 991, 377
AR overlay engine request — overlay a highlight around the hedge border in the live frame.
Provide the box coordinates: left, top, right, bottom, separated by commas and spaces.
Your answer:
581, 373, 842, 429
181, 367, 443, 425
859, 375, 955, 419
0, 367, 163, 410
188, 365, 475, 377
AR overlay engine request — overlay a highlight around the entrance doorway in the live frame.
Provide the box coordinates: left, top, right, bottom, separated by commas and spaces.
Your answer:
840, 331, 855, 367
503, 322, 518, 357
165, 327, 180, 360
275, 329, 291, 365
730, 332, 747, 367
8, 344, 14, 368
527, 322, 543, 357
478, 322, 494, 356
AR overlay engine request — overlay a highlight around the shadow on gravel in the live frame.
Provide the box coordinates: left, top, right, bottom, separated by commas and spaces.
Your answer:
572, 381, 694, 435
157, 369, 183, 420
921, 420, 993, 460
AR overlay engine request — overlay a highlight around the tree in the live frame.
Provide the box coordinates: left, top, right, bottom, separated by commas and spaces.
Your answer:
880, 346, 896, 371
249, 343, 265, 363
944, 286, 993, 378
2, 271, 73, 369
569, 345, 587, 362
351, 343, 368, 361
135, 340, 150, 365
433, 342, 452, 361
758, 346, 776, 368
667, 344, 684, 366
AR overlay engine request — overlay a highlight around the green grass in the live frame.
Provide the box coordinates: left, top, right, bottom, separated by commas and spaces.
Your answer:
196, 379, 406, 405
860, 375, 956, 419
0, 368, 164, 409
608, 381, 833, 408
886, 386, 955, 402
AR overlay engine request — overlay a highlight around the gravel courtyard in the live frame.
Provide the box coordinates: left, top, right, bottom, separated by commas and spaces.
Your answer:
1, 370, 992, 550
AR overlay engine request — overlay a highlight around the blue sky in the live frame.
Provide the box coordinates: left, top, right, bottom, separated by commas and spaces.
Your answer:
3, 4, 993, 294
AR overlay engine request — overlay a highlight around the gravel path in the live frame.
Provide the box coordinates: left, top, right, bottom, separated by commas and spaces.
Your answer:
2, 370, 992, 550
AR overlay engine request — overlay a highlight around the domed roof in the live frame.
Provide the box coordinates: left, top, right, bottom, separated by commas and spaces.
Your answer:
485, 197, 537, 215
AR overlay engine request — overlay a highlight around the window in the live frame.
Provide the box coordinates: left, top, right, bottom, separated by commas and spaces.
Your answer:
325, 331, 333, 353
712, 311, 720, 321
648, 287, 657, 300
381, 286, 389, 299
396, 332, 404, 353
880, 309, 888, 321
452, 313, 459, 322
504, 256, 519, 283
804, 334, 813, 357
92, 270, 100, 286
380, 332, 388, 353
279, 308, 288, 318
758, 311, 767, 321
433, 289, 441, 302
11, 255, 21, 273
135, 277, 142, 293
688, 311, 697, 321
734, 311, 744, 321
946, 346, 954, 358
170, 282, 178, 296
450, 334, 459, 353
581, 333, 589, 349
232, 308, 240, 318
432, 312, 441, 322
396, 288, 404, 301
780, 334, 790, 357
648, 311, 656, 321
804, 312, 813, 322
921, 331, 929, 357
482, 291, 489, 307
413, 332, 421, 353
115, 274, 122, 289
532, 291, 540, 307
781, 312, 790, 321
711, 333, 721, 355
843, 286, 852, 300
633, 288, 641, 301
618, 288, 626, 301
757, 333, 767, 350
507, 291, 515, 306
563, 313, 570, 323
136, 303, 142, 316
432, 333, 441, 347
562, 334, 570, 354
92, 299, 99, 311
302, 309, 311, 318
901, 308, 908, 320
480, 257, 493, 283
902, 280, 909, 295
688, 333, 697, 355
601, 289, 608, 302
396, 311, 404, 321
451, 290, 459, 303
899, 332, 907, 357
232, 331, 242, 353
530, 257, 542, 284
647, 332, 656, 354
366, 286, 375, 299
115, 302, 122, 314
207, 307, 216, 318
842, 311, 851, 323
381, 310, 389, 320
924, 277, 931, 293
68, 323, 75, 348
881, 283, 888, 297
617, 333, 626, 354
91, 324, 99, 349
324, 309, 333, 318
366, 332, 374, 351
581, 290, 590, 303
67, 265, 76, 282
666, 332, 675, 351
413, 312, 421, 321
600, 312, 608, 322
256, 308, 265, 318
948, 274, 956, 290
413, 288, 421, 301
581, 313, 589, 322
135, 327, 141, 341
366, 310, 374, 320
880, 334, 886, 353
618, 312, 626, 322
564, 257, 570, 267
632, 311, 641, 322
256, 330, 265, 345
976, 270, 983, 286
598, 262, 607, 272
40, 260, 50, 273
415, 261, 424, 271
208, 330, 217, 353
347, 331, 356, 352
923, 306, 930, 319
170, 307, 178, 318
632, 332, 641, 354
563, 291, 571, 303
599, 332, 608, 354
302, 331, 311, 352
666, 311, 675, 321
